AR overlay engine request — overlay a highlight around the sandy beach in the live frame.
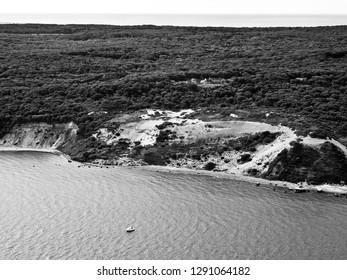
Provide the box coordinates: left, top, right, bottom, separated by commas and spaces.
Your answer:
0, 146, 59, 153
0, 146, 72, 161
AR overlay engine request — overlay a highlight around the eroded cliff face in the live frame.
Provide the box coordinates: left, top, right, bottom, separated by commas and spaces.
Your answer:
91, 109, 347, 185
0, 122, 78, 151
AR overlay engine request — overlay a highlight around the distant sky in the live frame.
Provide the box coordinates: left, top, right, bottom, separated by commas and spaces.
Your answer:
2, 0, 347, 14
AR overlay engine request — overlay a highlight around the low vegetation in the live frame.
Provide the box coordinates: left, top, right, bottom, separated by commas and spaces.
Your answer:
227, 131, 281, 152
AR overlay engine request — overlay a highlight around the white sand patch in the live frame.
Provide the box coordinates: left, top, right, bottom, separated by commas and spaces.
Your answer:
95, 110, 197, 147
88, 111, 107, 116
95, 118, 300, 152
93, 128, 115, 144
147, 109, 163, 116
301, 135, 326, 146
240, 135, 292, 174
329, 138, 347, 157
166, 109, 194, 118
141, 109, 195, 120
94, 120, 164, 147
120, 120, 163, 146
311, 184, 347, 194
231, 124, 297, 175
165, 121, 300, 177
139, 114, 150, 120
209, 121, 285, 135
170, 121, 288, 145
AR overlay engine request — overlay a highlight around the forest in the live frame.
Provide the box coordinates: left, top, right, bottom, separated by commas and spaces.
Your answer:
0, 23, 347, 147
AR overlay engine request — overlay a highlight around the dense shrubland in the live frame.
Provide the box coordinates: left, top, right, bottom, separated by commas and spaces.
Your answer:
1, 24, 347, 146
263, 141, 347, 184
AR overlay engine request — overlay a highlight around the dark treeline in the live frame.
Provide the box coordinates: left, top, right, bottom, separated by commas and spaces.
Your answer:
0, 24, 346, 144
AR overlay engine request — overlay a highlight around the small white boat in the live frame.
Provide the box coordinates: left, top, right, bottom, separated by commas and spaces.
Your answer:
126, 227, 135, 232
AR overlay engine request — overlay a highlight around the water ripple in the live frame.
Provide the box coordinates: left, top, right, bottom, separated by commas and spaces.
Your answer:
0, 151, 346, 259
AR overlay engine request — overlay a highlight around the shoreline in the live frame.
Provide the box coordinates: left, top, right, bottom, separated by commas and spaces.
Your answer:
0, 146, 60, 154
136, 165, 347, 195
0, 146, 71, 160
1, 146, 347, 195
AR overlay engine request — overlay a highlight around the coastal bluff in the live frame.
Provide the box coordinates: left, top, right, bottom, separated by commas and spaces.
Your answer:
0, 122, 78, 151
2, 109, 346, 187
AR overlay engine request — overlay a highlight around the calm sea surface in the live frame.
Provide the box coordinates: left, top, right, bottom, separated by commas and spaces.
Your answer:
0, 151, 346, 259
0, 14, 347, 27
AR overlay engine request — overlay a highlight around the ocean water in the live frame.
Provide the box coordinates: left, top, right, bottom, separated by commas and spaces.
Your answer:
0, 151, 346, 260
0, 14, 347, 27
